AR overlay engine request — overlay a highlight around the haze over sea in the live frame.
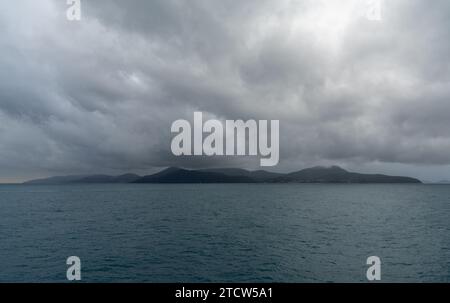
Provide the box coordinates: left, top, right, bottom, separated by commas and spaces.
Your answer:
1, 183, 449, 282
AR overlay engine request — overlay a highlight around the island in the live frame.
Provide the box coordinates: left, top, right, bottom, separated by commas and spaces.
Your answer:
24, 166, 422, 184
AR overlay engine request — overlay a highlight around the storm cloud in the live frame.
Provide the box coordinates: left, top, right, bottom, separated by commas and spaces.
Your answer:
1, 0, 450, 182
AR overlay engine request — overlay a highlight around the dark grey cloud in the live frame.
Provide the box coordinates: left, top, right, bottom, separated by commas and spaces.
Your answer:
1, 0, 450, 182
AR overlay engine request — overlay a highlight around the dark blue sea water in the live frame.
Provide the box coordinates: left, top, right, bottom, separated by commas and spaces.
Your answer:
0, 184, 449, 282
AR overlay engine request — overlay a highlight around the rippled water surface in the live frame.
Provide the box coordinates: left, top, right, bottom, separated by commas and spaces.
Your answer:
1, 184, 449, 282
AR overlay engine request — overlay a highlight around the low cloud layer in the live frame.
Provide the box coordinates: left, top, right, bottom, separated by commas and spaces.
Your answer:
1, 0, 450, 182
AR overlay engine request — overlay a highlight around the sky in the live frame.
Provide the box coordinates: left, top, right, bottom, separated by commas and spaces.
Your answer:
1, 0, 450, 183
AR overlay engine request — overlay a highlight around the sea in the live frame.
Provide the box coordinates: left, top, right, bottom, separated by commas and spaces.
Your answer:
0, 183, 449, 282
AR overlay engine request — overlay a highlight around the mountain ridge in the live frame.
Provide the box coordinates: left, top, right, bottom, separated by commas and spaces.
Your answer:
23, 166, 422, 184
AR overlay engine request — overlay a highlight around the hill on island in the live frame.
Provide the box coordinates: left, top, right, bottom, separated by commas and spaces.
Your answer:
24, 166, 422, 184
25, 173, 141, 185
